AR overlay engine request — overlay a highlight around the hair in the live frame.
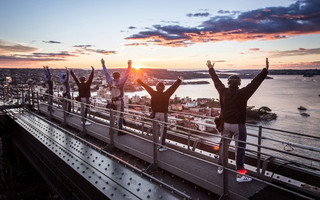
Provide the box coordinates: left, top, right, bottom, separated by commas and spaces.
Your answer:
113, 72, 120, 79
156, 82, 165, 91
62, 74, 66, 79
79, 76, 86, 83
227, 75, 241, 86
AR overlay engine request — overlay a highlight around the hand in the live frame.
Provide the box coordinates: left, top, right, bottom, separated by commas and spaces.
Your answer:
206, 60, 215, 69
266, 58, 269, 70
128, 60, 132, 69
178, 76, 184, 81
91, 66, 94, 70
101, 58, 105, 65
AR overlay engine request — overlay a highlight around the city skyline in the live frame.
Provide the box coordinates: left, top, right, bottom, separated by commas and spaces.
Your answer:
1, 0, 320, 70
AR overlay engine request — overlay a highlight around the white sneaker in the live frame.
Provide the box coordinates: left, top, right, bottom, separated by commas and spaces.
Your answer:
158, 147, 167, 152
85, 121, 91, 125
236, 175, 252, 183
217, 167, 223, 175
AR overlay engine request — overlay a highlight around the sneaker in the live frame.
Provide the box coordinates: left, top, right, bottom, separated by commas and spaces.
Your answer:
158, 147, 167, 152
217, 167, 223, 175
85, 121, 91, 125
236, 175, 252, 183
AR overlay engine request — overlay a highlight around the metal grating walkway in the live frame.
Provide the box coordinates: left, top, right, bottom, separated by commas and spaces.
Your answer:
5, 108, 185, 200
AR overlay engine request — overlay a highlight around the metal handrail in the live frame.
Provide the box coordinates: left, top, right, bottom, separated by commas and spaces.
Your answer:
3, 88, 320, 199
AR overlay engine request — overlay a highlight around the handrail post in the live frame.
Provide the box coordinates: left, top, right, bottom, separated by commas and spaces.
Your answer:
37, 92, 40, 113
220, 135, 229, 200
144, 118, 159, 173
81, 102, 86, 137
21, 90, 24, 106
103, 108, 114, 151
187, 117, 191, 150
257, 125, 263, 174
62, 97, 67, 126
141, 113, 145, 135
72, 93, 74, 113
109, 109, 114, 146
152, 119, 158, 166
31, 89, 35, 110
49, 93, 53, 119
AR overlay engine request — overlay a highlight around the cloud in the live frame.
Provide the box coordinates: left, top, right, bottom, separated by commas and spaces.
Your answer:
73, 44, 93, 48
273, 60, 320, 69
160, 20, 180, 24
249, 48, 260, 51
0, 51, 77, 63
128, 26, 137, 29
73, 44, 116, 55
186, 12, 210, 17
86, 49, 117, 55
126, 0, 320, 47
269, 48, 320, 57
42, 40, 62, 44
0, 40, 38, 54
213, 60, 226, 63
125, 43, 149, 46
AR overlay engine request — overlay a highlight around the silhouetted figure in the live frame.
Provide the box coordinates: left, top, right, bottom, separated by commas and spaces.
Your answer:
59, 67, 71, 113
207, 58, 269, 182
101, 59, 131, 131
136, 76, 183, 151
70, 67, 94, 125
43, 66, 53, 111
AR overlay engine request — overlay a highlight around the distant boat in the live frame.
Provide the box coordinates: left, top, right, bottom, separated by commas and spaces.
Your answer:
297, 106, 307, 111
300, 113, 310, 117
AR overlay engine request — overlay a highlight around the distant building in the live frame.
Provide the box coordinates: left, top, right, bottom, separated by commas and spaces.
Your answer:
131, 94, 140, 104
184, 101, 198, 108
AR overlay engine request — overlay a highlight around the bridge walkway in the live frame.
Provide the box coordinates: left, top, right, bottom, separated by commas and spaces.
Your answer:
34, 104, 274, 200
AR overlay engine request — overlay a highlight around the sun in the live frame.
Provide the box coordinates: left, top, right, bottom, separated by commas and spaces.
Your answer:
133, 65, 143, 69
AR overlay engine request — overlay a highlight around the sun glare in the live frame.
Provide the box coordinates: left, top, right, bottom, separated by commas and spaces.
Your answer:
133, 65, 143, 69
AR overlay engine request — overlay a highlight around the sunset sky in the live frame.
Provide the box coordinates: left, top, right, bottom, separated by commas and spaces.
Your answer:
1, 0, 320, 70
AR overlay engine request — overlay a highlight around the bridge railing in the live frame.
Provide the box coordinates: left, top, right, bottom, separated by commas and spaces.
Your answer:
2, 87, 319, 199
3, 87, 320, 173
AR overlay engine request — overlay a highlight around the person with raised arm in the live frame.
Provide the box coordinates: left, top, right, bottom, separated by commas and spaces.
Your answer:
59, 67, 71, 114
136, 76, 183, 151
101, 59, 131, 132
207, 58, 269, 182
43, 66, 54, 111
70, 66, 94, 125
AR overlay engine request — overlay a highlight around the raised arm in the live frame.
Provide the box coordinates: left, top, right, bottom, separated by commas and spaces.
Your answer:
165, 77, 182, 97
136, 78, 155, 95
243, 58, 269, 99
65, 68, 69, 82
207, 60, 225, 94
43, 66, 50, 81
70, 69, 80, 86
87, 66, 95, 85
117, 60, 132, 86
101, 59, 112, 84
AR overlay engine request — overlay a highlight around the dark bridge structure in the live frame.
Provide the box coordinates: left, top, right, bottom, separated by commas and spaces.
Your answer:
0, 87, 319, 200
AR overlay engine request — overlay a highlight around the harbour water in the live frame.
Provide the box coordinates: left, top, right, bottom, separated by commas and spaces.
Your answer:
127, 75, 320, 138
125, 75, 320, 167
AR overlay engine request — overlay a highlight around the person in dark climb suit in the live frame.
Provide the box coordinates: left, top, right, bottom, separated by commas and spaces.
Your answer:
136, 76, 183, 151
207, 58, 269, 182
